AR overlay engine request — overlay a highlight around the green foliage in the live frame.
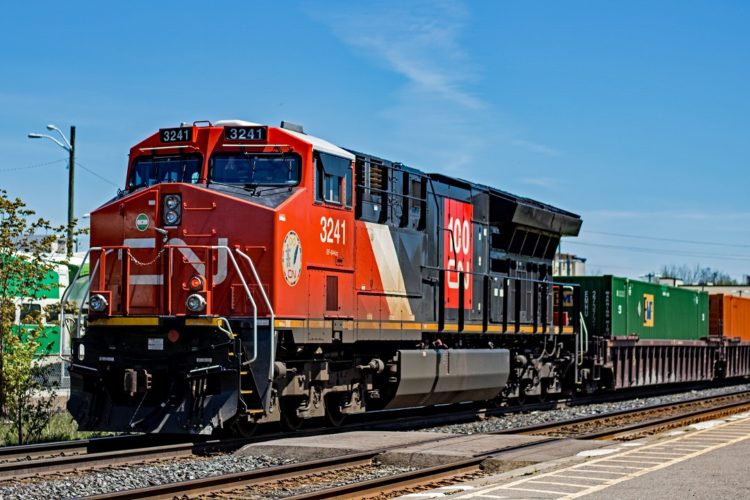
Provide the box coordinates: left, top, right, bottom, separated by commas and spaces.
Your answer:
0, 190, 67, 444
0, 411, 114, 446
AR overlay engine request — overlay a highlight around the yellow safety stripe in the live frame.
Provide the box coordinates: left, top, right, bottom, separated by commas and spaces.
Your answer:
89, 315, 575, 335
185, 317, 224, 327
273, 318, 576, 335
88, 317, 159, 326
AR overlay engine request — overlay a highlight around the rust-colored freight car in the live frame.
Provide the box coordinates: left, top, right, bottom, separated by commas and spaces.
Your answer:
710, 294, 750, 342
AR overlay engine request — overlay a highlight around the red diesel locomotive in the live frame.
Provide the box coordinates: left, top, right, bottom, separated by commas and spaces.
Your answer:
66, 120, 583, 435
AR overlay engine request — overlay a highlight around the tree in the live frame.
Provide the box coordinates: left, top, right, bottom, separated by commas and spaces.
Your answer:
0, 190, 67, 444
659, 264, 738, 286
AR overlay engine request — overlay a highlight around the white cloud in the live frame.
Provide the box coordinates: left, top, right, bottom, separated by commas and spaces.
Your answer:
311, 1, 561, 175
322, 1, 482, 110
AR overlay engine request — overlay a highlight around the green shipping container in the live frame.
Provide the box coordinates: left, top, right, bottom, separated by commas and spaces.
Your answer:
555, 275, 708, 341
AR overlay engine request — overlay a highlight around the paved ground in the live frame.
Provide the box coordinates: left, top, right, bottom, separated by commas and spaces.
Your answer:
401, 411, 750, 499
236, 430, 608, 467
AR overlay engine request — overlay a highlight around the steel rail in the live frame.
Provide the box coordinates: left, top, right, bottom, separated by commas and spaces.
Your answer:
84, 451, 383, 500
285, 392, 750, 499
492, 389, 750, 436
3, 386, 747, 479
0, 437, 248, 480
65, 390, 750, 499
0, 434, 194, 463
580, 397, 750, 440
288, 457, 485, 500
0, 444, 193, 479
83, 436, 558, 500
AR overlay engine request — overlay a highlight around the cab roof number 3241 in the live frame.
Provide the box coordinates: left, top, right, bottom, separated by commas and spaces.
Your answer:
160, 127, 193, 143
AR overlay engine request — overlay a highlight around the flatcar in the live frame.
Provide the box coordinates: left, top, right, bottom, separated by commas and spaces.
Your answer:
64, 120, 584, 435
556, 276, 750, 391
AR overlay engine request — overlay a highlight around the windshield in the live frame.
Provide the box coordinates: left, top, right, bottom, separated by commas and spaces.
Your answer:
128, 154, 203, 190
210, 154, 301, 186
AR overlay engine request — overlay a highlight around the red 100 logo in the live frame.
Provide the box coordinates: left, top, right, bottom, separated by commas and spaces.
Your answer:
443, 199, 473, 309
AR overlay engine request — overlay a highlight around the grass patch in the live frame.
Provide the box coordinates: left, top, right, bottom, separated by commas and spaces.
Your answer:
0, 411, 116, 447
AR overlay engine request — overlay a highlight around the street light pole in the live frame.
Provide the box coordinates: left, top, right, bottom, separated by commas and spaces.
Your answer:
27, 124, 76, 257
66, 126, 76, 257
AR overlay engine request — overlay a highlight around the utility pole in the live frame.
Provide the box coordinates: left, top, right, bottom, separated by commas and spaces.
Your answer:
66, 126, 76, 257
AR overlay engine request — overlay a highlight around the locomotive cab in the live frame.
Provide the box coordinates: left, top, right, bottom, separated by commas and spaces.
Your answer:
67, 120, 360, 434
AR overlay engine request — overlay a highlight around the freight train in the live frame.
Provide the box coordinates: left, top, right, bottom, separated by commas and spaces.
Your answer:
63, 120, 750, 435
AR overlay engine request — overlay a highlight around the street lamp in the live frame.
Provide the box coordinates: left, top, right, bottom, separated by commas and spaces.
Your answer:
28, 124, 76, 257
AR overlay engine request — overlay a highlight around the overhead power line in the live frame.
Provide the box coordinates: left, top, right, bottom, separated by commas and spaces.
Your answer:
0, 158, 67, 172
75, 161, 119, 188
584, 230, 750, 249
0, 159, 119, 187
566, 240, 750, 262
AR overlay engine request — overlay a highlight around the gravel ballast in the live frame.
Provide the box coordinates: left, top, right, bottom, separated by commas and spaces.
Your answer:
421, 383, 750, 435
0, 454, 293, 500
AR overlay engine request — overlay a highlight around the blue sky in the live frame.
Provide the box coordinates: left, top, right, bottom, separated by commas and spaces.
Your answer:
1, 1, 749, 280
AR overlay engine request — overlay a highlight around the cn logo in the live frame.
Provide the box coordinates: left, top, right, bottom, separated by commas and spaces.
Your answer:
443, 199, 473, 309
123, 237, 228, 286
168, 237, 229, 286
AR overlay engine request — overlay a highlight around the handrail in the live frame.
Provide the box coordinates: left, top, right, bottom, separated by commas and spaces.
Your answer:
218, 246, 259, 363
59, 246, 102, 358
60, 244, 266, 366
578, 312, 589, 366
235, 249, 276, 403
165, 244, 259, 363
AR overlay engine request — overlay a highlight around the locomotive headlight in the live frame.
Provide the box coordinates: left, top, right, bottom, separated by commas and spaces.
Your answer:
186, 293, 206, 312
162, 194, 182, 225
164, 209, 180, 225
164, 194, 180, 210
89, 294, 109, 313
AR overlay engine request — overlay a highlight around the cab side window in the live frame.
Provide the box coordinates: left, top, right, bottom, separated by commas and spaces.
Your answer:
314, 152, 352, 208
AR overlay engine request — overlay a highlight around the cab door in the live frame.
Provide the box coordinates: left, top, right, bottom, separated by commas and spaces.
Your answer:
308, 152, 355, 338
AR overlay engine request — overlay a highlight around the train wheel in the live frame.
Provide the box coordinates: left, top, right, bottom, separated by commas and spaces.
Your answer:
538, 387, 549, 403
280, 398, 304, 432
324, 394, 347, 427
233, 417, 258, 438
516, 380, 532, 405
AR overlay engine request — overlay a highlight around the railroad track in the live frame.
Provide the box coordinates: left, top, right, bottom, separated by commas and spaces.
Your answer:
495, 389, 750, 439
0, 390, 577, 479
0, 434, 194, 465
84, 436, 554, 500
74, 389, 750, 499
5, 384, 748, 498
0, 437, 248, 480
